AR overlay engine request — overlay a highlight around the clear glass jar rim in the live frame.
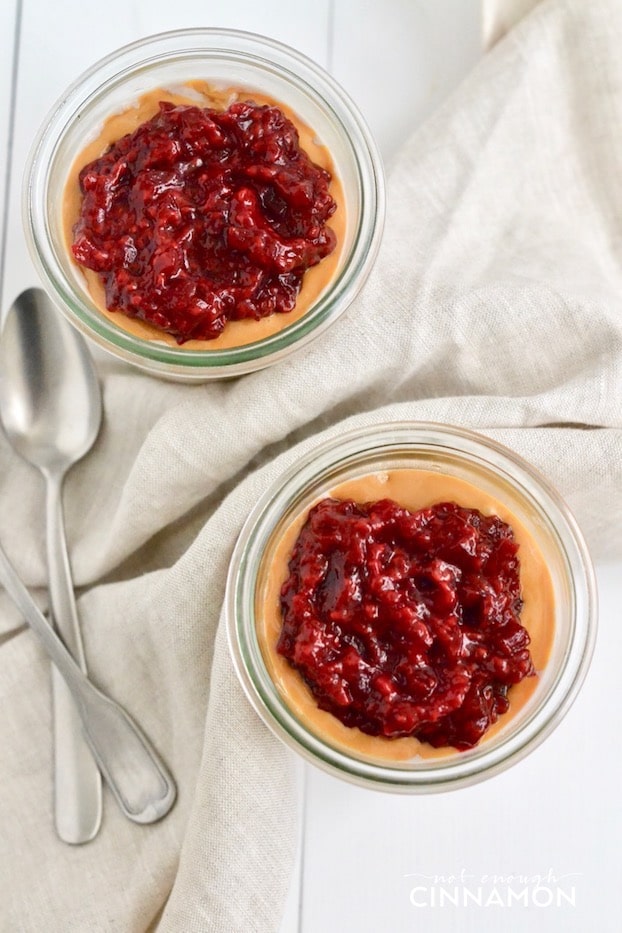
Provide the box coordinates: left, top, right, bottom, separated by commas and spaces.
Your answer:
24, 27, 385, 372
226, 421, 597, 791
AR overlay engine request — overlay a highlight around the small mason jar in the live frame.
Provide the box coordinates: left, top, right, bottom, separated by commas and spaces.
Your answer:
226, 422, 596, 792
24, 28, 384, 381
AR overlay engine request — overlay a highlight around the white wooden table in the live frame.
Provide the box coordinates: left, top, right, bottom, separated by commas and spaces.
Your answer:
1, 3, 620, 931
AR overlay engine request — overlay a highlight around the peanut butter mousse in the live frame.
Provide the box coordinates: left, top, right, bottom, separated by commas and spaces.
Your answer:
256, 469, 555, 762
62, 81, 346, 350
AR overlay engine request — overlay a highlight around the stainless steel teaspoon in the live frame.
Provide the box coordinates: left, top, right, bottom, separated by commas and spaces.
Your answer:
0, 287, 103, 842
0, 288, 175, 829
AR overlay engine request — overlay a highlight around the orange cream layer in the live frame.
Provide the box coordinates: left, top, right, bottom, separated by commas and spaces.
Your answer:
256, 469, 555, 762
62, 81, 346, 351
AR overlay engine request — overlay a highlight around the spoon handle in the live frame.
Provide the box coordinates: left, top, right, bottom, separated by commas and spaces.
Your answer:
45, 470, 102, 844
0, 542, 177, 824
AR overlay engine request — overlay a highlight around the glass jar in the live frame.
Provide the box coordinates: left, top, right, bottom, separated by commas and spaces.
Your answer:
226, 422, 596, 792
24, 29, 384, 381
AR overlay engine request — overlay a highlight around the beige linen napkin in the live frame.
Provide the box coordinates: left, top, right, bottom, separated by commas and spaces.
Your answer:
1, 0, 622, 929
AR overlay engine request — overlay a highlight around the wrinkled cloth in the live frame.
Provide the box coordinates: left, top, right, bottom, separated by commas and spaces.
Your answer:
1, 0, 622, 929
483, 0, 543, 46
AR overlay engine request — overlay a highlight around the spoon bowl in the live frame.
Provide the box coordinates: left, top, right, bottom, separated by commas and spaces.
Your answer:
0, 287, 101, 472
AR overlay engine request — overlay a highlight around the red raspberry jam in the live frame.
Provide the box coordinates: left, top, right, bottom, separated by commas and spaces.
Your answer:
71, 100, 337, 343
278, 498, 535, 750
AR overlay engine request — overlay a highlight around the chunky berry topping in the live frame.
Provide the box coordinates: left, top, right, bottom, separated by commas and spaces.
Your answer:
72, 100, 337, 343
278, 498, 534, 750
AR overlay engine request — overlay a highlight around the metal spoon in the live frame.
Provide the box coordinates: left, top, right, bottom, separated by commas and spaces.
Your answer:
0, 288, 174, 832
0, 288, 103, 842
0, 540, 176, 823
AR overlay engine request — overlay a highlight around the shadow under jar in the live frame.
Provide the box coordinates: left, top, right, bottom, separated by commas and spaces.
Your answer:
226, 422, 596, 792
24, 29, 384, 381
